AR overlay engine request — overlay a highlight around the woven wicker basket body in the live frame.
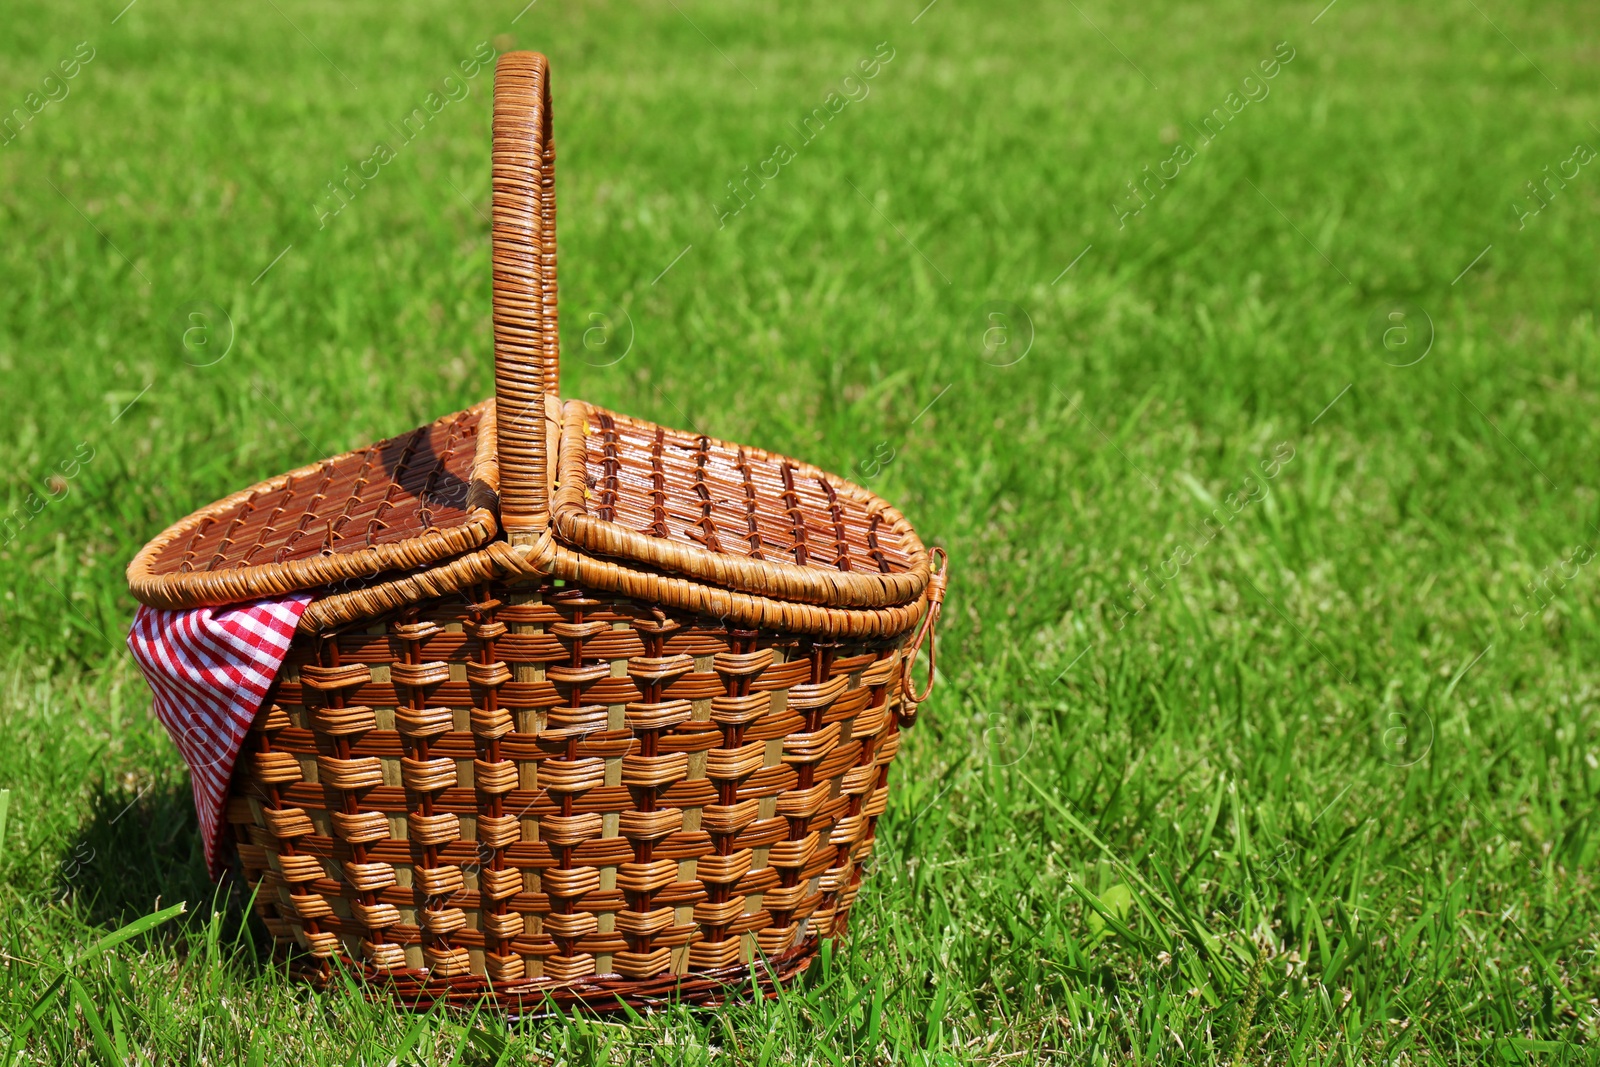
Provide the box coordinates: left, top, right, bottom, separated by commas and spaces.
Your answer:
127, 53, 945, 1013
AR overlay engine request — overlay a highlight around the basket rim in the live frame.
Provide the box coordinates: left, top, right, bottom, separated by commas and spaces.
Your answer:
126, 401, 499, 611
550, 400, 929, 610
292, 533, 938, 639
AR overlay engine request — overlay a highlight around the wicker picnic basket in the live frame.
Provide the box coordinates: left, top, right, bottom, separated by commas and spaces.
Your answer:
125, 52, 947, 1012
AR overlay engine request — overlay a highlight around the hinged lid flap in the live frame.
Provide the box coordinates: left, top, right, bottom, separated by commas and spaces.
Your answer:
549, 402, 928, 609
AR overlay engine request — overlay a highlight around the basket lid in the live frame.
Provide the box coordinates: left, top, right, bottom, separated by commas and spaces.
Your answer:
127, 403, 498, 609
549, 402, 927, 609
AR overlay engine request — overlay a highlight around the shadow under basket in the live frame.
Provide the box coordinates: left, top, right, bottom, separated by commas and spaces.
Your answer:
126, 52, 947, 1014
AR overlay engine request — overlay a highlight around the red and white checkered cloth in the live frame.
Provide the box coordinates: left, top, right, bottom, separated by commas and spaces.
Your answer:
128, 593, 312, 876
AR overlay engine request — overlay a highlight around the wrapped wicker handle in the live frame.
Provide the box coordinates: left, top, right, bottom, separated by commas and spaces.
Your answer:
492, 52, 560, 539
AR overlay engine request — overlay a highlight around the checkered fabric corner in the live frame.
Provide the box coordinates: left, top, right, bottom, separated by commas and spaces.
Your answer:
127, 593, 311, 876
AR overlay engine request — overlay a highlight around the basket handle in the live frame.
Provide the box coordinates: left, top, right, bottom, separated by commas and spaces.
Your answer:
491, 52, 560, 540
899, 547, 948, 712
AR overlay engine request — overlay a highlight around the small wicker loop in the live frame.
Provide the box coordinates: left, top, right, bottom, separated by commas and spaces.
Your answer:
899, 547, 948, 706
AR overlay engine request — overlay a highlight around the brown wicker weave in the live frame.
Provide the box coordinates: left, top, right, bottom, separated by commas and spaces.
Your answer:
127, 52, 948, 1013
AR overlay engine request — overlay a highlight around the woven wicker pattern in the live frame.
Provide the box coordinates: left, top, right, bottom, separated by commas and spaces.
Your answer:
230, 575, 912, 1009
552, 403, 925, 608
129, 403, 497, 609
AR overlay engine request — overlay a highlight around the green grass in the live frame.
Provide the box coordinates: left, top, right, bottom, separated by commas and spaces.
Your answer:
2, 0, 1599, 1061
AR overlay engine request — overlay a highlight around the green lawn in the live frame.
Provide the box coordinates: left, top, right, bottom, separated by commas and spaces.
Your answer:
2, 0, 1599, 1061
